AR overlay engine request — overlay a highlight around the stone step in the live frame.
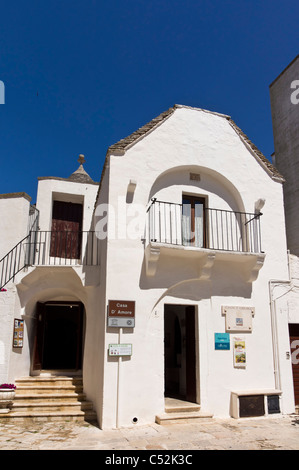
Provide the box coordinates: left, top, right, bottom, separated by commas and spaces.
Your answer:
0, 409, 97, 423
155, 410, 214, 424
11, 400, 94, 413
165, 401, 201, 414
16, 376, 83, 385
15, 386, 84, 396
0, 376, 97, 424
13, 393, 87, 403
156, 397, 213, 424
15, 377, 83, 395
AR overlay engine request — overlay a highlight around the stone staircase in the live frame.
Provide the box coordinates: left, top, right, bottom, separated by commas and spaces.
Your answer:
0, 376, 97, 423
155, 397, 213, 424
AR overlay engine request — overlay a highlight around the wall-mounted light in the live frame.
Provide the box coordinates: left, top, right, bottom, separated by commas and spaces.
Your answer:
255, 198, 265, 214
127, 180, 137, 203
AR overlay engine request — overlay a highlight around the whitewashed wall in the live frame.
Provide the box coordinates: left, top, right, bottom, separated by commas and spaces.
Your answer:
97, 107, 290, 428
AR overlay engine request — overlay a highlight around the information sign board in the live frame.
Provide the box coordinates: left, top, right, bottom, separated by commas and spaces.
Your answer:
108, 300, 135, 328
215, 332, 230, 350
108, 344, 132, 356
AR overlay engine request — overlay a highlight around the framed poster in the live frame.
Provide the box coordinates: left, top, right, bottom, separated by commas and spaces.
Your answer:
233, 336, 246, 368
13, 319, 24, 348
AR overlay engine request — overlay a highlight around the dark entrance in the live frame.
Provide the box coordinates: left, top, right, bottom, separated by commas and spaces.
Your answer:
164, 305, 197, 403
33, 302, 84, 371
289, 323, 299, 406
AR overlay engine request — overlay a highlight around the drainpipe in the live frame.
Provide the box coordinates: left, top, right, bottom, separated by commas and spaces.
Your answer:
268, 278, 291, 391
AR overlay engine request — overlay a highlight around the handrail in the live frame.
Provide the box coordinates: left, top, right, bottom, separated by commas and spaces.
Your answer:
0, 230, 100, 290
147, 200, 262, 254
0, 233, 31, 289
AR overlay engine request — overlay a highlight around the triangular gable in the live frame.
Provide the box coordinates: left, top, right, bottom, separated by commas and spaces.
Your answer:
97, 104, 284, 201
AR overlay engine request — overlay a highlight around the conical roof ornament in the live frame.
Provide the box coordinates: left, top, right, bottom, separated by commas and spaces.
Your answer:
78, 154, 86, 165
68, 154, 96, 184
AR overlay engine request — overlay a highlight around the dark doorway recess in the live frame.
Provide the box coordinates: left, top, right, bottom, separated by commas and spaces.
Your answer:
289, 323, 299, 406
33, 301, 84, 371
164, 305, 197, 403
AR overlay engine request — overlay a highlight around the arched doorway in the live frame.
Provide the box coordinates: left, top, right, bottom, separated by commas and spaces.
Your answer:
32, 301, 84, 372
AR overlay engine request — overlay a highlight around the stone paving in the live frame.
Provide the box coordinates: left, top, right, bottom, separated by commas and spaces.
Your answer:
0, 415, 299, 451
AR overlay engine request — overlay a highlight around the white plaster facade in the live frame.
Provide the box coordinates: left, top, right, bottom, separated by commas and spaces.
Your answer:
0, 105, 297, 429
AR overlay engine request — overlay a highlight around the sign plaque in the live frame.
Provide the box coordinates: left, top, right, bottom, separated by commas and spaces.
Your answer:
108, 300, 135, 328
108, 344, 132, 356
222, 306, 255, 332
215, 333, 230, 350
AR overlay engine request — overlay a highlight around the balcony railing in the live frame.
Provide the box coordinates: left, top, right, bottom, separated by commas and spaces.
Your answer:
147, 199, 262, 254
0, 230, 100, 289
26, 230, 100, 266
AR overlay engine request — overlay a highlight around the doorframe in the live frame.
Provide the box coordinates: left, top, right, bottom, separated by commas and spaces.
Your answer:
164, 304, 199, 403
32, 300, 85, 375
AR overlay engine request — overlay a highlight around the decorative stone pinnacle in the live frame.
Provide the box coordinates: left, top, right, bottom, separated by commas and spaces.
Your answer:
78, 154, 86, 165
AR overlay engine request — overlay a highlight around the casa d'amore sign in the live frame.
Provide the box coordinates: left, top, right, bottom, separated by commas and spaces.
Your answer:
108, 300, 135, 328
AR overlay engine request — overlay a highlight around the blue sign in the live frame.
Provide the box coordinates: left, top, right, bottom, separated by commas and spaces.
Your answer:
215, 333, 230, 350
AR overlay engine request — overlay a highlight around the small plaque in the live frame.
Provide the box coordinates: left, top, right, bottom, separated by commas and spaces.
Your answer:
215, 333, 230, 350
222, 306, 255, 332
108, 317, 135, 327
109, 344, 132, 356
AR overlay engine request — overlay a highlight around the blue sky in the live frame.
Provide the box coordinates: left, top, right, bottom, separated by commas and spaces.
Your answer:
0, 0, 298, 202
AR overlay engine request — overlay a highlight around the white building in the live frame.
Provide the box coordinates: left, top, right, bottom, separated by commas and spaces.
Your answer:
0, 105, 297, 428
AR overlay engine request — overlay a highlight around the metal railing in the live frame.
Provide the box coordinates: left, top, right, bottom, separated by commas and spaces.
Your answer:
0, 230, 100, 289
0, 233, 31, 290
147, 199, 262, 254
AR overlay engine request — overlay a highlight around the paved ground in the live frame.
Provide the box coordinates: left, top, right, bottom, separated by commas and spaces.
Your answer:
0, 415, 299, 452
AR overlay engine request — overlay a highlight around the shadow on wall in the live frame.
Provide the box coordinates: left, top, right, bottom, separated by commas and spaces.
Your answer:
139, 257, 253, 305
147, 165, 245, 214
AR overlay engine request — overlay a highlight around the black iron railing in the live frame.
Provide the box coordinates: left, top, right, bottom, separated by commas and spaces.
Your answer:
147, 199, 262, 254
0, 231, 100, 289
0, 233, 31, 290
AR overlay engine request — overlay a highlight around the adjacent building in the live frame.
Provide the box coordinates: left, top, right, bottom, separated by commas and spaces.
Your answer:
270, 55, 299, 411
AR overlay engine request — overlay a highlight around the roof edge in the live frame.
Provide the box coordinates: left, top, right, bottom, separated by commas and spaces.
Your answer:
106, 104, 232, 156
269, 55, 299, 88
38, 176, 99, 185
227, 118, 285, 182
0, 192, 32, 202
107, 106, 177, 155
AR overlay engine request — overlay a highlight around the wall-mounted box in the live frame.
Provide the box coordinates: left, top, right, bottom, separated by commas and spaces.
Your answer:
231, 390, 282, 418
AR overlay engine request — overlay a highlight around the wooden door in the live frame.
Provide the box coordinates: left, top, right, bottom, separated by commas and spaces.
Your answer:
50, 201, 83, 259
289, 324, 299, 405
32, 302, 46, 370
